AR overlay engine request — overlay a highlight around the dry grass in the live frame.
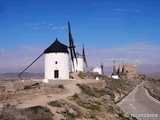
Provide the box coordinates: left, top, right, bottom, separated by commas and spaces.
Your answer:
48, 99, 82, 119
0, 104, 54, 120
76, 84, 97, 97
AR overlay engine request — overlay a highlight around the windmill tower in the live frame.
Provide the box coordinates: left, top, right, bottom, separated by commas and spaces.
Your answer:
111, 59, 119, 79
72, 52, 83, 72
44, 38, 69, 80
44, 22, 77, 80
93, 65, 102, 74
72, 44, 88, 72
19, 38, 69, 80
92, 63, 104, 75
18, 21, 78, 81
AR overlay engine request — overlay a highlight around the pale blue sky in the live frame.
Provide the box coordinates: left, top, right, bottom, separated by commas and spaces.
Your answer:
0, 0, 160, 73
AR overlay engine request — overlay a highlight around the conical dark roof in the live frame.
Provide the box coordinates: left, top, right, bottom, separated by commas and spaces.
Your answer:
44, 38, 69, 53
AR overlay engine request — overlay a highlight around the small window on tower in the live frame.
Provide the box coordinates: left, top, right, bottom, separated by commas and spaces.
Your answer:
55, 61, 57, 64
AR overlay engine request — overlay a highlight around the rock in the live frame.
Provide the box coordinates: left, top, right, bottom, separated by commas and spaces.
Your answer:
101, 95, 111, 100
72, 93, 79, 99
69, 108, 77, 115
95, 77, 99, 80
58, 84, 64, 89
53, 113, 65, 120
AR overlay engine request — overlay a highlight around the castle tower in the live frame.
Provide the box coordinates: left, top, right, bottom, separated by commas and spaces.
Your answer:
44, 38, 69, 80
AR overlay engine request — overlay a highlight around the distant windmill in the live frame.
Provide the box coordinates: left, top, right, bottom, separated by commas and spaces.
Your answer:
111, 59, 119, 79
72, 44, 88, 72
92, 63, 104, 75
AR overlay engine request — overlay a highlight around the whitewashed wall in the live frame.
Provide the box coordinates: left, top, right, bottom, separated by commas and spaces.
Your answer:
93, 67, 102, 75
44, 53, 69, 80
72, 58, 83, 72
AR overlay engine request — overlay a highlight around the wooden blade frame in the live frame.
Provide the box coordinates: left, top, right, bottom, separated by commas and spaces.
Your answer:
68, 22, 77, 70
82, 44, 88, 67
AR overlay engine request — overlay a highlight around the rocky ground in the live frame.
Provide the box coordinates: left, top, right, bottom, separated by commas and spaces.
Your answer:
0, 72, 142, 120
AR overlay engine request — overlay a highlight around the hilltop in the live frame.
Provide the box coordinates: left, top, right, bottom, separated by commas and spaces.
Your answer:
0, 72, 142, 120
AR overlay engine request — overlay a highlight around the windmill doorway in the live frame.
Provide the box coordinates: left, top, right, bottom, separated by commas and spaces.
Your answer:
54, 70, 59, 78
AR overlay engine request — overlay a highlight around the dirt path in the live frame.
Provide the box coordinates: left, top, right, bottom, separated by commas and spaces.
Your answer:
17, 80, 81, 108
0, 76, 101, 117
14, 78, 100, 109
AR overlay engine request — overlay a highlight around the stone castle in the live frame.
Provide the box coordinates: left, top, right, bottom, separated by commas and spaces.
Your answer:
114, 64, 139, 79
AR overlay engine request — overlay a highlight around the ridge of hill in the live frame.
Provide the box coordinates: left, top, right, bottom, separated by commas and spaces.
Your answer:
0, 72, 141, 119
146, 72, 160, 78
0, 72, 44, 81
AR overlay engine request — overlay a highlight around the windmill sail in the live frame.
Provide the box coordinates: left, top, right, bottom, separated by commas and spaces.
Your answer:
100, 63, 104, 75
68, 21, 77, 70
82, 44, 88, 67
19, 52, 44, 80
113, 59, 116, 72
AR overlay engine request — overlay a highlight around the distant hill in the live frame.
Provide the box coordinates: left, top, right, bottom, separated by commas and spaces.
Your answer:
0, 72, 44, 81
146, 72, 160, 79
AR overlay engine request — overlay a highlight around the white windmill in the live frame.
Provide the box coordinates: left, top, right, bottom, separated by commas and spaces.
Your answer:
72, 44, 88, 72
111, 59, 119, 79
19, 21, 77, 81
44, 38, 69, 80
72, 52, 83, 72
92, 63, 104, 75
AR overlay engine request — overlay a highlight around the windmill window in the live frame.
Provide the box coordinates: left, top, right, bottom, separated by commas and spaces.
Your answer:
55, 61, 58, 64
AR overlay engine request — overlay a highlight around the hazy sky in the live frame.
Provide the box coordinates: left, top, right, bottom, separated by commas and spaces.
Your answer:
0, 0, 160, 73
